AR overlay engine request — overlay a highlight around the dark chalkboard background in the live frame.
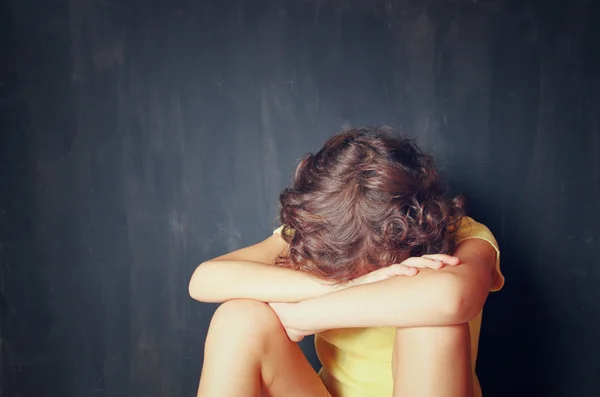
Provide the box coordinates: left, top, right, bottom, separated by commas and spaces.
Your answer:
1, 0, 599, 396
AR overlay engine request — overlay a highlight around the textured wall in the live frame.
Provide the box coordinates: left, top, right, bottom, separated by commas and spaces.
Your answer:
1, 0, 599, 396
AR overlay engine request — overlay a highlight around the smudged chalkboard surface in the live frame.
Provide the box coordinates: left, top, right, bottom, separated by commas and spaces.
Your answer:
1, 0, 599, 396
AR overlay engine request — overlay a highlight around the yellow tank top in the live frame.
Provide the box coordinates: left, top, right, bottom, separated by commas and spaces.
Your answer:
275, 217, 504, 397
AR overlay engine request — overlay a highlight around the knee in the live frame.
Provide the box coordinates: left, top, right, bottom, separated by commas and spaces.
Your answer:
209, 299, 283, 339
394, 323, 470, 344
427, 323, 470, 344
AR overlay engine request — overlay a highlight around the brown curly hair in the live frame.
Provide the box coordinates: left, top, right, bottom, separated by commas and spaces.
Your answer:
275, 127, 465, 283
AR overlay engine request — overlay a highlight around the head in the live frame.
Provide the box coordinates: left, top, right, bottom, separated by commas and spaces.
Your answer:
276, 127, 465, 283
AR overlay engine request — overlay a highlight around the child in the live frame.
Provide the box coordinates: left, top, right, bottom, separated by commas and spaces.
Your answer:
189, 128, 504, 397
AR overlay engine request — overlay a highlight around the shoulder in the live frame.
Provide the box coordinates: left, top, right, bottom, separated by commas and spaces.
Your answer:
456, 216, 498, 250
273, 225, 295, 239
455, 216, 504, 291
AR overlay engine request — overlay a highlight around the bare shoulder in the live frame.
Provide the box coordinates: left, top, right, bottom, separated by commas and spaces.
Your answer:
454, 238, 497, 268
211, 229, 289, 265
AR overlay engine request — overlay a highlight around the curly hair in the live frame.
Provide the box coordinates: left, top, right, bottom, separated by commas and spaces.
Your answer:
275, 127, 465, 283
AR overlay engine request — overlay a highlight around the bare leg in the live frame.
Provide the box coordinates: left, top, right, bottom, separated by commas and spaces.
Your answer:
197, 299, 330, 397
392, 324, 474, 397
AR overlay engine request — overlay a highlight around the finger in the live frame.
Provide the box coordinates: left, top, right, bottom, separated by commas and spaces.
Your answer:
290, 334, 304, 343
398, 257, 444, 269
388, 264, 419, 276
286, 329, 305, 342
421, 254, 460, 265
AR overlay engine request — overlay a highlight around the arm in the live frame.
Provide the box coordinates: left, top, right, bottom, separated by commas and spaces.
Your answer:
280, 238, 497, 331
189, 229, 437, 304
188, 232, 342, 303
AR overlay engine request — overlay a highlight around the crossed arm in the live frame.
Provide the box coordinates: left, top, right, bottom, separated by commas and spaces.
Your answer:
188, 231, 498, 330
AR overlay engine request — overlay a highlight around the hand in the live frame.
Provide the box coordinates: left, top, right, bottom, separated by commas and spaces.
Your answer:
269, 302, 318, 343
351, 254, 460, 286
402, 254, 461, 270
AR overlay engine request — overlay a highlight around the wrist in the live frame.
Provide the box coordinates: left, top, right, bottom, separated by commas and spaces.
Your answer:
292, 299, 321, 332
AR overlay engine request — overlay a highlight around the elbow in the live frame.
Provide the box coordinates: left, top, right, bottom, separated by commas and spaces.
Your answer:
439, 276, 488, 324
188, 277, 202, 301
188, 268, 203, 301
188, 262, 215, 302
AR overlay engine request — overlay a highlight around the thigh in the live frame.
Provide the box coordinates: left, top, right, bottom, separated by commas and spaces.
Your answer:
258, 312, 330, 397
200, 299, 330, 397
392, 324, 473, 397
261, 337, 331, 397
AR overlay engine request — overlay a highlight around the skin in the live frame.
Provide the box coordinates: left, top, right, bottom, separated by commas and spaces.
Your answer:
190, 232, 497, 397
269, 239, 497, 334
197, 299, 331, 397
197, 299, 472, 397
392, 324, 473, 397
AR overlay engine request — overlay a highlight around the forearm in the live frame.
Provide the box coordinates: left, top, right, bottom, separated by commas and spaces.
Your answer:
293, 270, 477, 330
189, 260, 343, 303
